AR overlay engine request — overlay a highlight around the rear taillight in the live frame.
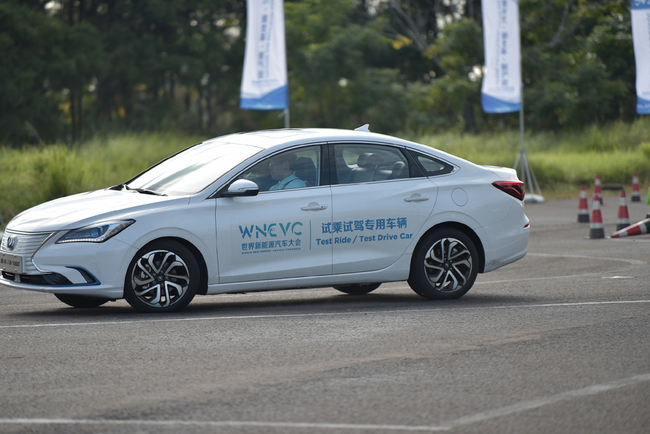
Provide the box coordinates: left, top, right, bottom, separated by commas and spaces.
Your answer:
492, 181, 525, 201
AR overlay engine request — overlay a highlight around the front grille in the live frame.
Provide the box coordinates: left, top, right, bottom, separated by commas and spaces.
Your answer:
1, 230, 55, 274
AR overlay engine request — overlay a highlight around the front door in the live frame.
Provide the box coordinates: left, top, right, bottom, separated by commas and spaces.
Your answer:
216, 145, 333, 283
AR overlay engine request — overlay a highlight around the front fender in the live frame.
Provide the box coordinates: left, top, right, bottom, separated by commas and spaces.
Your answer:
114, 200, 218, 284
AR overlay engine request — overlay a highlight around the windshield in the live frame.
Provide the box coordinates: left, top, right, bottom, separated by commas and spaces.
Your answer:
126, 141, 262, 196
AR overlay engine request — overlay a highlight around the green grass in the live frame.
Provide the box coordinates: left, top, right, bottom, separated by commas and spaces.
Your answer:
414, 119, 650, 199
1, 120, 650, 227
0, 133, 202, 226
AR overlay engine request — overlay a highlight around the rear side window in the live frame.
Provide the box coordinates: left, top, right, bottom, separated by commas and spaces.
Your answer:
333, 144, 410, 185
411, 152, 455, 177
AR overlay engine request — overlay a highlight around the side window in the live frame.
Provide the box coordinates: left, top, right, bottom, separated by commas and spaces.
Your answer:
411, 152, 455, 177
333, 144, 410, 185
237, 146, 321, 192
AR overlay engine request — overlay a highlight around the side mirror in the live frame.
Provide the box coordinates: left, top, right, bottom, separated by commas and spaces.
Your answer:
223, 179, 259, 197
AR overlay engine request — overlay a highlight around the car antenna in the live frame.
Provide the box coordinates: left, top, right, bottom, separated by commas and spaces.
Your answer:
354, 124, 370, 132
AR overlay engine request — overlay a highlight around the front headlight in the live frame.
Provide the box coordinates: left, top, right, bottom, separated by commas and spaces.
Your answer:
56, 220, 135, 244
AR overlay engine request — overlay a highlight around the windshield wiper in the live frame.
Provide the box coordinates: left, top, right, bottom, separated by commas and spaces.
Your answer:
111, 184, 166, 196
130, 187, 166, 196
110, 183, 128, 191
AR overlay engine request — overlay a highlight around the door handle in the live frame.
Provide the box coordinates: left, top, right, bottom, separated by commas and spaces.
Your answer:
301, 202, 328, 211
404, 194, 429, 202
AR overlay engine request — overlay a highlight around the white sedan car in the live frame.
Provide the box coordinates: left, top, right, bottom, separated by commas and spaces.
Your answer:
0, 128, 529, 312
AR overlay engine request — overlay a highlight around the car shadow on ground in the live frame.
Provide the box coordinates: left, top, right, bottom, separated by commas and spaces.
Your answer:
8, 289, 541, 321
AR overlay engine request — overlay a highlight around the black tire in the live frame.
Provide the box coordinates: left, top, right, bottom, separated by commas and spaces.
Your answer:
408, 228, 478, 300
54, 294, 110, 308
124, 240, 200, 313
333, 283, 381, 295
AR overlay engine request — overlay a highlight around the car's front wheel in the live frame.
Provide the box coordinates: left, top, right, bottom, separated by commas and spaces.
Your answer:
333, 283, 381, 295
408, 228, 478, 300
124, 240, 200, 313
54, 294, 110, 308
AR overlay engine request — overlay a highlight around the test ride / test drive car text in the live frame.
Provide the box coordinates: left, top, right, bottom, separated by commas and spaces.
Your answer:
0, 127, 529, 312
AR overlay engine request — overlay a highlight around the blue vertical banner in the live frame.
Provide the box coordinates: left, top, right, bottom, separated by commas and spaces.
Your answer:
240, 0, 288, 110
481, 0, 522, 113
632, 0, 650, 115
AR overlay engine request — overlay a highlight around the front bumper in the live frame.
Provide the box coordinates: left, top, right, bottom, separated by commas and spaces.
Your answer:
0, 274, 124, 299
0, 231, 136, 299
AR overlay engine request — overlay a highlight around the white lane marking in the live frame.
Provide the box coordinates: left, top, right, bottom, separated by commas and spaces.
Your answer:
1, 373, 649, 431
0, 299, 649, 330
440, 373, 650, 429
527, 252, 646, 265
474, 250, 646, 284
0, 418, 446, 432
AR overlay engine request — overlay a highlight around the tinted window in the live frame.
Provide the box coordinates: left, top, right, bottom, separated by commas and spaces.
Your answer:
412, 152, 455, 177
333, 144, 410, 185
237, 146, 321, 192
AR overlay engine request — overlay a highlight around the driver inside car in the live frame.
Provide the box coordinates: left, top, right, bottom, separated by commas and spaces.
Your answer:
269, 153, 306, 190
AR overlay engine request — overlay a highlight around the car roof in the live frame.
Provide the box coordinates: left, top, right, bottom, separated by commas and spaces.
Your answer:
201, 128, 412, 151
199, 127, 479, 172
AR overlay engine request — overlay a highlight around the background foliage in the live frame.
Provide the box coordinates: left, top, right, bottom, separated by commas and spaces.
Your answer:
0, 0, 642, 144
2, 118, 649, 226
1, 0, 648, 224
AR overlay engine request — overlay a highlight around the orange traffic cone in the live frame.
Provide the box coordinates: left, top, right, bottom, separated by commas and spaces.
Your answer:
594, 175, 603, 204
589, 193, 605, 239
577, 185, 590, 223
631, 174, 641, 202
616, 191, 630, 231
611, 216, 650, 238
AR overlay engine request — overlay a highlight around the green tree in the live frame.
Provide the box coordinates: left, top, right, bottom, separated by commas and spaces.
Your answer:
0, 2, 67, 143
410, 19, 483, 131
402, 0, 636, 133
285, 0, 408, 132
0, 0, 642, 143
522, 0, 632, 129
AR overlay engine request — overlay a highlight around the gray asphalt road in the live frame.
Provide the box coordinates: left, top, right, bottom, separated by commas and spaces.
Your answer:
1, 195, 649, 434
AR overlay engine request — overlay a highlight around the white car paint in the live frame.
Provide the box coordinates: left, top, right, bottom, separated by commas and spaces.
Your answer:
0, 128, 529, 312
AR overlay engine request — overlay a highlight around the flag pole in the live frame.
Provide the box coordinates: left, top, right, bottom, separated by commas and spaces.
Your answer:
514, 83, 544, 203
481, 0, 542, 202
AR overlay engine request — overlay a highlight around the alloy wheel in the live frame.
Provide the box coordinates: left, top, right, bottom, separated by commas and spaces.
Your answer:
423, 237, 473, 293
130, 249, 191, 309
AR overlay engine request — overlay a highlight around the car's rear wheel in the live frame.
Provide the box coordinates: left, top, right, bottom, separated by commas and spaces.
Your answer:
54, 294, 110, 308
408, 228, 478, 300
333, 283, 381, 295
124, 240, 199, 313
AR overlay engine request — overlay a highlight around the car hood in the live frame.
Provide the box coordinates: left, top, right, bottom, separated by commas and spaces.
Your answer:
7, 189, 186, 233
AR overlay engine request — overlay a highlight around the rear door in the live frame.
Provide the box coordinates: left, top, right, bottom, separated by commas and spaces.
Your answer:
328, 143, 438, 274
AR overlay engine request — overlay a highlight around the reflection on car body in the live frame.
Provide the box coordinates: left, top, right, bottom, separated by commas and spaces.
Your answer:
0, 127, 529, 312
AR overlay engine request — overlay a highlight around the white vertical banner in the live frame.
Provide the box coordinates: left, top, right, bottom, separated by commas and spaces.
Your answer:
240, 0, 288, 110
481, 0, 522, 113
632, 0, 650, 115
